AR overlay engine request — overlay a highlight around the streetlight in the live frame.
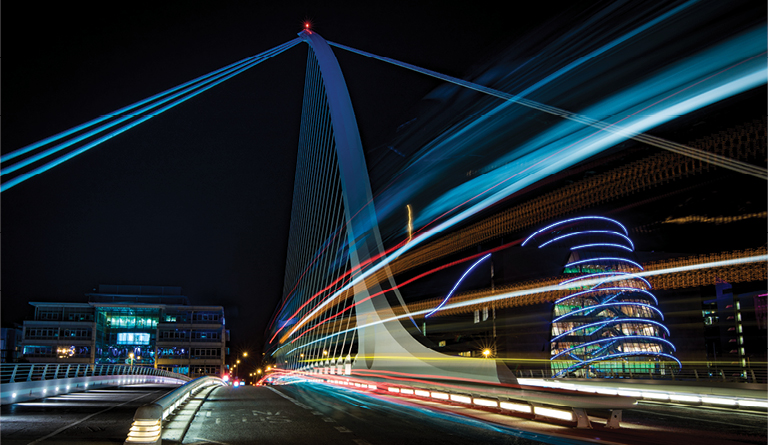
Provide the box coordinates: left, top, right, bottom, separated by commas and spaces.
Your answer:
129, 352, 135, 370
482, 348, 491, 358
235, 351, 248, 380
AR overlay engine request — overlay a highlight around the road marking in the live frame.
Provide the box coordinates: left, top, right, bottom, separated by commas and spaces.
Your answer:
26, 390, 159, 445
322, 417, 336, 422
242, 417, 247, 422
216, 418, 221, 424
266, 385, 309, 410
312, 411, 323, 415
353, 440, 373, 445
266, 416, 291, 423
334, 426, 352, 433
186, 438, 231, 445
206, 411, 211, 417
252, 410, 281, 416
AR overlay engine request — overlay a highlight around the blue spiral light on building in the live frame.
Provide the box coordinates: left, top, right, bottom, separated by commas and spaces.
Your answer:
524, 216, 680, 378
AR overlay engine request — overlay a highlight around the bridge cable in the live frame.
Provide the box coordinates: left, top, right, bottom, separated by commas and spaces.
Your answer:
1, 38, 302, 192
327, 41, 766, 180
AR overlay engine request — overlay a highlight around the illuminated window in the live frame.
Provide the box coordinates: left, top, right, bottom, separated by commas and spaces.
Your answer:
116, 332, 150, 345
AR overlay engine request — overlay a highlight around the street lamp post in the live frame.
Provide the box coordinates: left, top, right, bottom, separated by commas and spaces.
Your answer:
234, 351, 249, 382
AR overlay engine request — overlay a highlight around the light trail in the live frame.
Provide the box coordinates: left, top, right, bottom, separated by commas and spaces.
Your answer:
554, 287, 658, 305
274, 253, 767, 356
283, 239, 522, 342
551, 336, 677, 361
407, 204, 413, 242
558, 272, 651, 289
425, 253, 491, 317
1, 38, 302, 192
273, 17, 765, 342
538, 230, 635, 250
524, 216, 629, 245
330, 33, 766, 180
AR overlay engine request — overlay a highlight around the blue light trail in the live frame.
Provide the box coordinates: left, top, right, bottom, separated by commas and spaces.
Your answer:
550, 318, 671, 342
523, 217, 628, 246
425, 253, 491, 317
553, 352, 682, 377
276, 253, 767, 358
554, 287, 658, 305
551, 302, 664, 323
551, 336, 677, 361
1, 38, 301, 192
538, 230, 635, 250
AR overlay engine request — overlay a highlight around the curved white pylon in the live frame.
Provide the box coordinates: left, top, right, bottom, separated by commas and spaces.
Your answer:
299, 30, 513, 383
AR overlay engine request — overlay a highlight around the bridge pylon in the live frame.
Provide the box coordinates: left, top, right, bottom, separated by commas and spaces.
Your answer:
267, 30, 515, 385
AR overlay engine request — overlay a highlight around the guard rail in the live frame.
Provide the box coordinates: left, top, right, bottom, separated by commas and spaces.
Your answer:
0, 363, 190, 405
124, 375, 227, 444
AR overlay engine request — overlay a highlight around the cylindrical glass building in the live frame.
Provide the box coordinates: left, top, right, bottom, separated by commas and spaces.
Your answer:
524, 216, 680, 378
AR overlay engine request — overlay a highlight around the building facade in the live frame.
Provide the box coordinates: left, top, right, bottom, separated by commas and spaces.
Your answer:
20, 285, 228, 377
1, 326, 23, 363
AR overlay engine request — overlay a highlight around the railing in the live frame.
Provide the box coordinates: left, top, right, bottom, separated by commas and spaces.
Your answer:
1, 363, 189, 384
125, 376, 227, 444
508, 365, 768, 385
0, 363, 192, 405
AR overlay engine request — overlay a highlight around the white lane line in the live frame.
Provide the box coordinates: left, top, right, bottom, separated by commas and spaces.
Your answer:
186, 438, 231, 444
322, 417, 336, 422
353, 440, 373, 445
26, 391, 158, 445
266, 385, 309, 410
334, 426, 352, 433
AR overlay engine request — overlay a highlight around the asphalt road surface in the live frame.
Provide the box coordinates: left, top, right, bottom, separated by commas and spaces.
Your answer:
182, 383, 573, 445
182, 383, 766, 445
2, 381, 764, 445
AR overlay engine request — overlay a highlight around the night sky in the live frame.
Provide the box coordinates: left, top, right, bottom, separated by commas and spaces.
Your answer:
4, 1, 763, 355
2, 1, 588, 351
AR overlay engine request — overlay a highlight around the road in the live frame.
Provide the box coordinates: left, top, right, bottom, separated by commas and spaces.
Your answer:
179, 383, 767, 445
1, 381, 764, 444
0, 383, 177, 445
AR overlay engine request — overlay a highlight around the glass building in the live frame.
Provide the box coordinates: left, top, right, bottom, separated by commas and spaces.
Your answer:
523, 217, 680, 378
20, 285, 227, 377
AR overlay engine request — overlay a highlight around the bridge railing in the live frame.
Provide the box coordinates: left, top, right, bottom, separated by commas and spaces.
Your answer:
1, 363, 189, 384
509, 365, 767, 384
125, 375, 227, 444
0, 363, 191, 405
